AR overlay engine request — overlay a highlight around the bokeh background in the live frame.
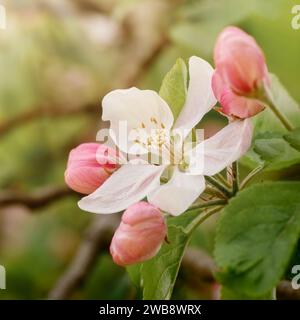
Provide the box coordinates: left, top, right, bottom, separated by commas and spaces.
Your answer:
0, 0, 299, 299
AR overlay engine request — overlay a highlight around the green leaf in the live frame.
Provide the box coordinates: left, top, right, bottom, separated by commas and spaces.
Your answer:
221, 286, 275, 300
140, 208, 202, 300
242, 75, 300, 170
126, 206, 224, 300
159, 58, 187, 121
215, 182, 300, 298
126, 264, 142, 288
244, 130, 300, 171
141, 224, 190, 300
284, 128, 300, 151
253, 74, 300, 134
285, 239, 300, 281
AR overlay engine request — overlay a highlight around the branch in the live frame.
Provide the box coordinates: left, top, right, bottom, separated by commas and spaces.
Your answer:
48, 215, 119, 300
0, 2, 170, 139
0, 186, 75, 210
277, 280, 300, 300
0, 103, 97, 137
181, 248, 217, 284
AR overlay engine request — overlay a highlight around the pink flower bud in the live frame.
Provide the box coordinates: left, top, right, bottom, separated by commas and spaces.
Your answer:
65, 143, 119, 194
212, 71, 266, 119
96, 144, 121, 172
110, 202, 167, 266
213, 26, 269, 119
214, 26, 268, 94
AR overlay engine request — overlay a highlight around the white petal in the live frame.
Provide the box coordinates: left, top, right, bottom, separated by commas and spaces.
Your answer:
148, 168, 205, 216
102, 88, 174, 154
78, 164, 165, 214
188, 119, 253, 176
174, 56, 217, 136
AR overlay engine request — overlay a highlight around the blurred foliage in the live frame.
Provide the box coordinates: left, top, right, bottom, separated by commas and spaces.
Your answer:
0, 0, 299, 299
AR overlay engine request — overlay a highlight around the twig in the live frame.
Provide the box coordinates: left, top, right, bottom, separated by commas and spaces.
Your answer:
181, 248, 217, 284
0, 186, 75, 210
0, 103, 97, 137
276, 280, 300, 300
48, 215, 120, 300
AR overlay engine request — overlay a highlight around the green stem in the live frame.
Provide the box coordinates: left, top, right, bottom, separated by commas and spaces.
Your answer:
263, 88, 294, 131
205, 176, 231, 198
204, 186, 227, 199
215, 173, 231, 188
187, 206, 223, 234
231, 161, 239, 196
189, 199, 227, 211
240, 165, 264, 190
268, 100, 293, 131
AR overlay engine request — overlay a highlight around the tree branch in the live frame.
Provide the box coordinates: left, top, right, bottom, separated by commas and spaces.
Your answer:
48, 215, 120, 300
0, 186, 75, 210
0, 103, 97, 137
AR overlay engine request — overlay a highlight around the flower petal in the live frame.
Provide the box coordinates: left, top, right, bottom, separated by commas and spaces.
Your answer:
174, 56, 217, 136
188, 119, 253, 176
78, 164, 165, 214
219, 89, 265, 119
147, 168, 205, 216
102, 88, 174, 154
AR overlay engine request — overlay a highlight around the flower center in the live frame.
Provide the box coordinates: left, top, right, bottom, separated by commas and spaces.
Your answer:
133, 118, 180, 165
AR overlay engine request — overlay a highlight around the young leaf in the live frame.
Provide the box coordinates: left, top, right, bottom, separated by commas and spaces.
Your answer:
126, 264, 142, 288
284, 128, 300, 151
215, 182, 300, 298
244, 130, 300, 171
127, 207, 224, 300
159, 58, 188, 121
221, 286, 275, 300
139, 207, 214, 300
253, 74, 300, 134
141, 224, 190, 300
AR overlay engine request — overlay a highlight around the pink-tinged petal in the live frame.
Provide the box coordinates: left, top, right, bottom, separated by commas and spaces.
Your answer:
174, 56, 217, 136
110, 202, 166, 266
214, 26, 268, 95
211, 70, 225, 101
147, 168, 205, 216
188, 119, 253, 176
65, 143, 112, 194
212, 68, 266, 119
219, 89, 265, 119
65, 166, 110, 195
78, 164, 165, 214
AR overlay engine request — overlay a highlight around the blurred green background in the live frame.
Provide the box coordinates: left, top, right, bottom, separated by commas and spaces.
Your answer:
0, 0, 299, 299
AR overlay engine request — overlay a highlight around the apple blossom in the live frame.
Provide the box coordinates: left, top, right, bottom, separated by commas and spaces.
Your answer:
65, 143, 120, 194
212, 26, 269, 119
110, 201, 166, 266
78, 56, 253, 216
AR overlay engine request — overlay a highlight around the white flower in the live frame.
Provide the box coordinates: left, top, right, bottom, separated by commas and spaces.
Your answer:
78, 56, 253, 216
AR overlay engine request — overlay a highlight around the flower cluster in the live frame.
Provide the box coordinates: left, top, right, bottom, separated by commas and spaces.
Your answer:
65, 26, 270, 266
